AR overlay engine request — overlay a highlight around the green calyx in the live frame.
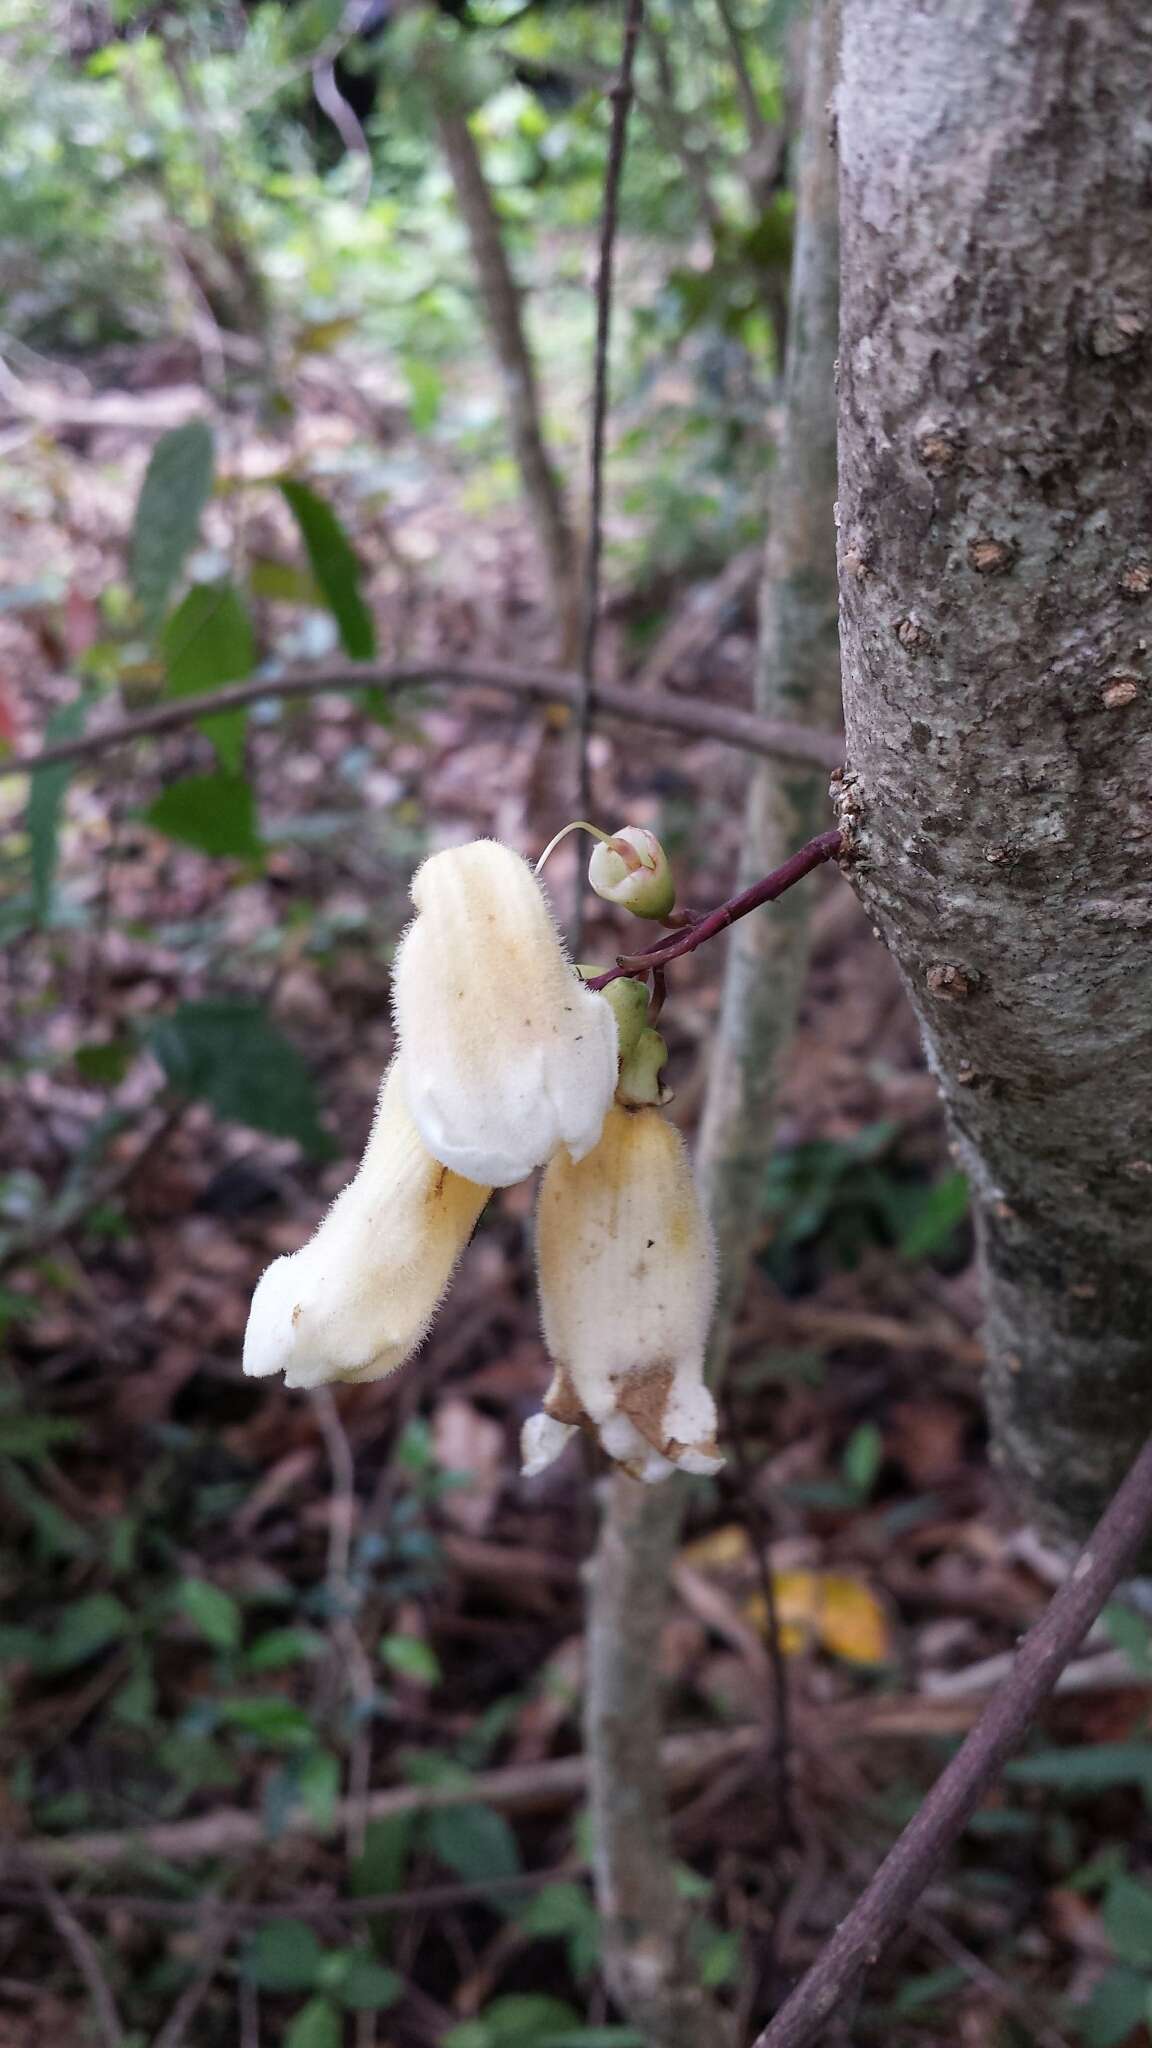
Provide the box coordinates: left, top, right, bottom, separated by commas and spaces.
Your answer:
616, 1026, 670, 1107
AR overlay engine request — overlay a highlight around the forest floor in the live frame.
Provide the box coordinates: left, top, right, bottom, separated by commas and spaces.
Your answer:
0, 337, 1148, 2048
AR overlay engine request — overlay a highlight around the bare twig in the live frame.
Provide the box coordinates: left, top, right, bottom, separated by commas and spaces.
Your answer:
10, 1726, 761, 1874
3, 656, 842, 782
721, 1421, 797, 1849
752, 1429, 1152, 2048
27, 1864, 125, 2048
587, 828, 844, 989
150, 1911, 234, 2048
572, 0, 646, 948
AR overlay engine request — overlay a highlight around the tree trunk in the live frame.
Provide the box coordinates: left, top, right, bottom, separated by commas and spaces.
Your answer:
430, 88, 580, 656
584, 9, 841, 2042
836, 0, 1152, 1537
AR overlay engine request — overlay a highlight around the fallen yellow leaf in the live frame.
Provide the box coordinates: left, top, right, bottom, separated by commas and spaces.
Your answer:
745, 1570, 891, 1667
679, 1523, 751, 1572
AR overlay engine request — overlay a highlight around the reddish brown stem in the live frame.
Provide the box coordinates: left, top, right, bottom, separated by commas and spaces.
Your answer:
587, 828, 843, 991
751, 1428, 1152, 2048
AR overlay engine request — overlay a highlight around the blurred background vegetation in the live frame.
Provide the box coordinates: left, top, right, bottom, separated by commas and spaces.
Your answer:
3, 6, 1152, 2047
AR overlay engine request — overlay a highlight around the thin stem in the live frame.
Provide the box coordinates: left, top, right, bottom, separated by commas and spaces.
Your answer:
535, 818, 611, 875
752, 1428, 1152, 2048
587, 827, 843, 990
572, 0, 646, 950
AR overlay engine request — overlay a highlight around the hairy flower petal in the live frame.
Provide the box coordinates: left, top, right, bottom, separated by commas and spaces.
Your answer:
528, 1104, 723, 1482
243, 1060, 489, 1390
393, 839, 618, 1187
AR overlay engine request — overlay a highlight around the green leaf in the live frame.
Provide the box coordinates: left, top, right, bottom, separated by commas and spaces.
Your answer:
243, 1627, 327, 1673
294, 1748, 341, 1828
403, 357, 443, 432
28, 699, 87, 925
144, 771, 261, 859
131, 421, 215, 629
175, 1576, 241, 1652
443, 1996, 582, 2048
147, 1000, 329, 1157
1006, 1744, 1152, 1798
380, 1634, 441, 1684
333, 1954, 403, 2011
0, 1412, 80, 1459
893, 1965, 968, 2014
216, 1696, 317, 1747
75, 1039, 134, 1087
1103, 1877, 1152, 1969
284, 1995, 342, 2048
242, 1921, 324, 1992
162, 580, 255, 770
426, 1803, 521, 1886
46, 1593, 133, 1671
352, 1813, 416, 1899
1074, 1965, 1151, 2048
537, 2035, 645, 2047
841, 1420, 884, 1498
279, 479, 376, 659
897, 1171, 970, 1261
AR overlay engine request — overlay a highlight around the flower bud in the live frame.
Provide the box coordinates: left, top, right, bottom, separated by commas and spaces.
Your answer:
393, 839, 618, 1187
588, 826, 675, 921
526, 1104, 722, 1483
243, 1060, 489, 1390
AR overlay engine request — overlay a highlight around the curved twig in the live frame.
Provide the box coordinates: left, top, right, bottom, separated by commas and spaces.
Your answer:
752, 1429, 1152, 2048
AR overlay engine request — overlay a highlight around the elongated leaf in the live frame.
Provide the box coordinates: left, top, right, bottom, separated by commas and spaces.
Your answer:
242, 1921, 324, 1992
426, 1803, 521, 1885
147, 999, 330, 1156
163, 579, 255, 771
284, 1997, 341, 2048
144, 771, 261, 859
279, 479, 376, 659
28, 699, 86, 924
131, 421, 215, 628
1006, 1743, 1152, 1796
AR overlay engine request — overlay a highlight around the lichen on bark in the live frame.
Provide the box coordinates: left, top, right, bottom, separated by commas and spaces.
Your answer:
836, 0, 1152, 1535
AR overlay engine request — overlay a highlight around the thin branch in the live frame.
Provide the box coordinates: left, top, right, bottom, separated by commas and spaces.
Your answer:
11, 1726, 760, 1874
27, 1864, 125, 2048
3, 657, 842, 782
150, 1911, 234, 2048
752, 1429, 1152, 2048
588, 827, 844, 989
573, 0, 646, 947
712, 0, 773, 150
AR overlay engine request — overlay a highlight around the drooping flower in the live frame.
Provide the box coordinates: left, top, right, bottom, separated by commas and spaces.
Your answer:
526, 1103, 723, 1483
243, 1059, 489, 1390
393, 839, 619, 1188
588, 825, 675, 921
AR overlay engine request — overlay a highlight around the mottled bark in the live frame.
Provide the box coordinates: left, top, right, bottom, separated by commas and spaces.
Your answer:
430, 86, 580, 654
584, 9, 841, 2042
836, 0, 1152, 1535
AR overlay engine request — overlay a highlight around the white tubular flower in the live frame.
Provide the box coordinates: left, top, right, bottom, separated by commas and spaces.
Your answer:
527, 1104, 723, 1483
243, 1060, 489, 1390
588, 825, 675, 920
393, 839, 619, 1188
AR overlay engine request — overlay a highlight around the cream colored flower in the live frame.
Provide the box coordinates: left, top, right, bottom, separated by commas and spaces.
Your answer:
243, 1060, 489, 1390
527, 1103, 722, 1483
393, 839, 618, 1188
